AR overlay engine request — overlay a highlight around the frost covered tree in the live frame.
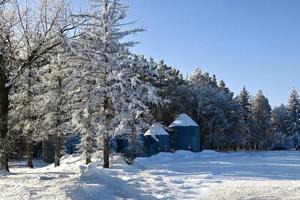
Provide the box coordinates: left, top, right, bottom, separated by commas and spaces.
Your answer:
11, 61, 43, 168
218, 80, 231, 95
117, 55, 163, 156
272, 104, 289, 134
286, 88, 300, 149
287, 88, 300, 135
0, 0, 74, 171
0, 0, 7, 5
251, 90, 272, 149
40, 43, 75, 167
271, 105, 291, 149
11, 0, 74, 168
236, 87, 251, 124
0, 0, 17, 172
166, 69, 244, 150
72, 0, 162, 168
235, 86, 251, 149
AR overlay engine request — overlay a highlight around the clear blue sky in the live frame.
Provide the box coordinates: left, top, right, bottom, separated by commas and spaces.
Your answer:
73, 0, 300, 107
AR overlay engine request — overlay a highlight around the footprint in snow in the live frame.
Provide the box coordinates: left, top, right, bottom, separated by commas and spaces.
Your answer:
154, 176, 163, 181
179, 184, 192, 189
38, 176, 54, 181
58, 174, 70, 178
171, 179, 184, 184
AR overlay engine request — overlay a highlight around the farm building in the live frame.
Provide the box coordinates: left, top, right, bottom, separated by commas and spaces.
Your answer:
169, 113, 201, 152
66, 134, 80, 154
144, 123, 170, 156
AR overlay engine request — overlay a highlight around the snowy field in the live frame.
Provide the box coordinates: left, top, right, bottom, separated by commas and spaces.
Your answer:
1, 151, 300, 200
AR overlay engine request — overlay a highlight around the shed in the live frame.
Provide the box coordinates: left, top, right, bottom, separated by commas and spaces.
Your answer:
169, 113, 200, 152
144, 123, 170, 156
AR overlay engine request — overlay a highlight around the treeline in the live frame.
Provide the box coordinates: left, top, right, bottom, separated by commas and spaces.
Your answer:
0, 0, 299, 173
152, 65, 300, 151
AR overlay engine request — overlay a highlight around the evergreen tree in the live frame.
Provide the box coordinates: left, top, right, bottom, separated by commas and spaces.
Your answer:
236, 86, 251, 124
73, 0, 161, 168
153, 60, 186, 125
287, 88, 300, 135
271, 104, 290, 149
272, 104, 289, 134
287, 88, 300, 149
251, 90, 272, 149
218, 80, 231, 95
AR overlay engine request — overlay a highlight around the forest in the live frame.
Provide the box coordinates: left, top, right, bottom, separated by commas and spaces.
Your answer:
1, 0, 300, 174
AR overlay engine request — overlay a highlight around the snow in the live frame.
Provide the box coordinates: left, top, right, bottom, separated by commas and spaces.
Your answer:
144, 123, 169, 137
2, 151, 300, 199
169, 113, 198, 127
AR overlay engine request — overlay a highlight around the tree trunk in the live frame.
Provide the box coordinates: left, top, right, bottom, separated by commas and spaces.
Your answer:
0, 57, 10, 172
54, 77, 63, 167
27, 141, 33, 168
54, 134, 60, 167
86, 157, 91, 165
103, 135, 110, 168
1, 152, 9, 172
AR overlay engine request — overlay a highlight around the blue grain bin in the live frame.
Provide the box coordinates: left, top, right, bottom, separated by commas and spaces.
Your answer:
116, 138, 129, 153
144, 123, 170, 156
66, 134, 80, 154
169, 114, 200, 152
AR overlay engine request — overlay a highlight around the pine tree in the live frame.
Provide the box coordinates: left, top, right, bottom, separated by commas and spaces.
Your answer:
251, 90, 272, 149
287, 88, 300, 135
236, 86, 251, 124
153, 60, 185, 125
271, 104, 290, 149
287, 88, 300, 149
272, 104, 289, 134
189, 68, 202, 86
218, 80, 231, 95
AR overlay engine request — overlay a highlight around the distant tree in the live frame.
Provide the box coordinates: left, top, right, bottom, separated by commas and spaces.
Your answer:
287, 88, 300, 149
235, 86, 251, 149
152, 60, 186, 125
218, 80, 231, 95
287, 88, 300, 135
251, 90, 272, 149
272, 104, 289, 134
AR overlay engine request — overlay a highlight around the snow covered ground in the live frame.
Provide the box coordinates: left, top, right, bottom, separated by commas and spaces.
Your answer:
2, 151, 300, 200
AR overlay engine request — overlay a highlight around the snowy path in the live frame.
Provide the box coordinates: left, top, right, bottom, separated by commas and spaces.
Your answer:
2, 151, 300, 199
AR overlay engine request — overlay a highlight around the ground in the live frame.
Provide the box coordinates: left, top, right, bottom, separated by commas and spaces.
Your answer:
1, 151, 300, 200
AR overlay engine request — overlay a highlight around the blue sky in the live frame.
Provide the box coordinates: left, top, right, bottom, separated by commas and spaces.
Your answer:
73, 0, 300, 106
